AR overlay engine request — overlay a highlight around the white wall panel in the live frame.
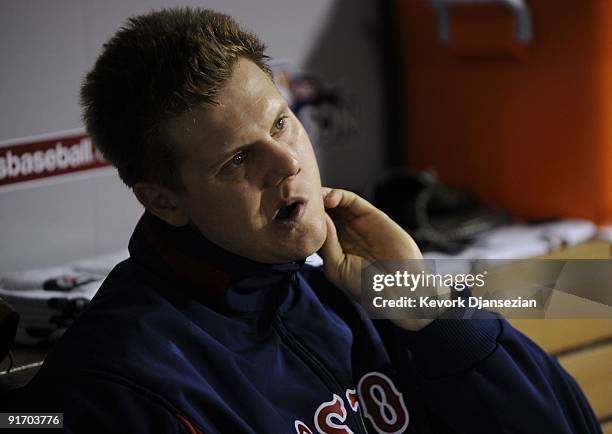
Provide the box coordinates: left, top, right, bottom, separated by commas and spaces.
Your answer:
0, 0, 87, 139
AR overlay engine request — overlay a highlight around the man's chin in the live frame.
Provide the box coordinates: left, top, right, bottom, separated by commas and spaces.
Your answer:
276, 240, 322, 263
272, 226, 326, 263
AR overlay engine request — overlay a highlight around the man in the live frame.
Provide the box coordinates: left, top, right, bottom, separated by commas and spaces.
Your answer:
17, 8, 600, 434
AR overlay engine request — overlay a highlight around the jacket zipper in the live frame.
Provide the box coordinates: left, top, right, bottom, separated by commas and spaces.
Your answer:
272, 314, 368, 434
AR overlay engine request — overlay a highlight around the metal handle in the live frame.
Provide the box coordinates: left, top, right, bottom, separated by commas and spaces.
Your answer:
429, 0, 532, 44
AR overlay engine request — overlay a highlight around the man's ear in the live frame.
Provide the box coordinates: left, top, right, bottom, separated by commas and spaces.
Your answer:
133, 182, 190, 227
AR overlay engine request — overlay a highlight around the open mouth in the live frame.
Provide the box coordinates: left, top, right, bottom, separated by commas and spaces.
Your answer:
274, 200, 306, 222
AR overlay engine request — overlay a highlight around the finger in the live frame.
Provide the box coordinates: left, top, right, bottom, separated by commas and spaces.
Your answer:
321, 187, 338, 207
323, 188, 342, 208
324, 188, 376, 217
318, 212, 344, 269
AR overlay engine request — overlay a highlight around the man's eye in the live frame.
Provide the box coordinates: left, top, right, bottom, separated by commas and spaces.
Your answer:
229, 151, 248, 168
275, 116, 288, 131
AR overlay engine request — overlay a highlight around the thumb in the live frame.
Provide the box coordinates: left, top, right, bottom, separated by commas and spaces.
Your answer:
318, 212, 363, 300
318, 212, 344, 277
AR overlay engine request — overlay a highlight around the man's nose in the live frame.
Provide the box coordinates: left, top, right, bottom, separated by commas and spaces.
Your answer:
261, 139, 300, 188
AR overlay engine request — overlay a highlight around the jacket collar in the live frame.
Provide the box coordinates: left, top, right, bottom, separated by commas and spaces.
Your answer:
128, 212, 305, 313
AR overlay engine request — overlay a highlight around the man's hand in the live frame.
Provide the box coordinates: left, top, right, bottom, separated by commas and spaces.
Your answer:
318, 187, 442, 331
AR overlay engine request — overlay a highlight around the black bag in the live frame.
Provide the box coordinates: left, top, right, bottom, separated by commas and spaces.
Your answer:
371, 169, 512, 253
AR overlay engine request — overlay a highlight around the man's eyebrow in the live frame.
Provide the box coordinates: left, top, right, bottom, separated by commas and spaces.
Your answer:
209, 100, 289, 171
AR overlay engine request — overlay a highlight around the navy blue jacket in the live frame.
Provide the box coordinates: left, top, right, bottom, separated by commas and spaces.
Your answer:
17, 212, 601, 433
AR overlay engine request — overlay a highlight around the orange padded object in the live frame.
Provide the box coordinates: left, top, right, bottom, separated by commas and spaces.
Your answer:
395, 0, 612, 224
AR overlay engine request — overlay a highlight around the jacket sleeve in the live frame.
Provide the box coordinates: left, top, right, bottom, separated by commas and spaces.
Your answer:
13, 372, 205, 434
378, 310, 602, 434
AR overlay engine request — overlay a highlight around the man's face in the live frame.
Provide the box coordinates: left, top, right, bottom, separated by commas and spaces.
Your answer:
165, 58, 327, 264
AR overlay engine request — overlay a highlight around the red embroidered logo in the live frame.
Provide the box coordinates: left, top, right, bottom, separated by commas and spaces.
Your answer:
358, 372, 409, 434
345, 388, 359, 412
293, 372, 409, 434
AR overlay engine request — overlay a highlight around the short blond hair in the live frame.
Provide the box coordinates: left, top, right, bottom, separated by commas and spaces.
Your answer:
81, 8, 270, 190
